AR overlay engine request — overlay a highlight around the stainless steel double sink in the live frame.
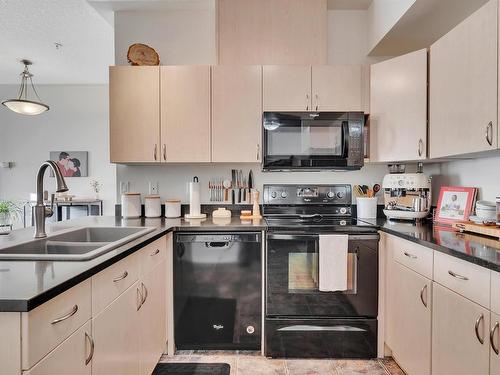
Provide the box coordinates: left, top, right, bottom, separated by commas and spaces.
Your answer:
0, 226, 156, 261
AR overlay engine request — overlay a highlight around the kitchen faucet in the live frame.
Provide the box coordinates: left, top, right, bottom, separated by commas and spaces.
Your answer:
34, 160, 68, 238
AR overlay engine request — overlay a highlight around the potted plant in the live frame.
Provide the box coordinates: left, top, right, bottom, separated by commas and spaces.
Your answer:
0, 200, 23, 235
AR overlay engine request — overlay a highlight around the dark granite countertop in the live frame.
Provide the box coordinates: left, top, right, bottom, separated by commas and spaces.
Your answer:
360, 218, 500, 273
0, 216, 265, 312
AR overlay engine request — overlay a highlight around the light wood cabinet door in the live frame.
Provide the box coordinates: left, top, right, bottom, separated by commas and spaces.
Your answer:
388, 262, 432, 375
312, 65, 366, 112
23, 321, 92, 375
429, 0, 498, 158
491, 312, 500, 375
92, 283, 140, 375
370, 49, 427, 162
160, 66, 211, 162
263, 65, 312, 111
139, 260, 167, 375
432, 283, 490, 375
212, 66, 262, 162
110, 66, 160, 163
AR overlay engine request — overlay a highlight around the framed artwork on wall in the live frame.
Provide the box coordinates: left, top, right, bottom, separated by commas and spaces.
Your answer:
50, 151, 88, 177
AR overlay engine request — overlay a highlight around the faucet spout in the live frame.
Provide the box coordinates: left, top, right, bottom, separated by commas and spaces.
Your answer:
34, 160, 69, 238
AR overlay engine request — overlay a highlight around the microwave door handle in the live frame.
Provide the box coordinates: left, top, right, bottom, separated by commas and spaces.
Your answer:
341, 121, 349, 158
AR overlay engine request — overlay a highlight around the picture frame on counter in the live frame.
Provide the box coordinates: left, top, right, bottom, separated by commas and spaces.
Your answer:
434, 186, 477, 225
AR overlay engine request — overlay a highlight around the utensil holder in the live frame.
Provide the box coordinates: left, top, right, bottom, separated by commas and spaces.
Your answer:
357, 197, 378, 219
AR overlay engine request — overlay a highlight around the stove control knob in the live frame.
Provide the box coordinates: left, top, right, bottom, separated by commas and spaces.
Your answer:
339, 207, 347, 214
337, 191, 345, 199
271, 191, 277, 199
327, 191, 335, 199
281, 191, 288, 199
340, 220, 347, 226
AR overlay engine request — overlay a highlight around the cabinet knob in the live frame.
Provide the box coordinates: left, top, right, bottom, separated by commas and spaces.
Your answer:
475, 313, 485, 345
420, 284, 428, 308
85, 332, 95, 366
491, 321, 499, 355
256, 144, 260, 161
486, 121, 493, 146
315, 94, 320, 111
306, 94, 310, 111
418, 139, 424, 157
154, 144, 158, 161
162, 144, 167, 161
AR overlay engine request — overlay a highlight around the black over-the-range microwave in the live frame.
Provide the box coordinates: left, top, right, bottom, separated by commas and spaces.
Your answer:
262, 112, 365, 171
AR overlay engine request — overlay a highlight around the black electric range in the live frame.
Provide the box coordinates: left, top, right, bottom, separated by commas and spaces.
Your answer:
263, 184, 379, 359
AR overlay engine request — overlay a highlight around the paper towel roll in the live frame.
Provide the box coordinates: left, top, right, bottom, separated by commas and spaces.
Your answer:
189, 177, 201, 216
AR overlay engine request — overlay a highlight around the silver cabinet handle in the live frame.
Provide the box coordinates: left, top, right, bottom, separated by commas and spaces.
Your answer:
418, 139, 424, 157
162, 144, 166, 161
154, 144, 158, 161
420, 284, 428, 308
136, 287, 144, 311
51, 304, 78, 325
256, 144, 260, 161
475, 314, 485, 344
448, 270, 469, 281
150, 249, 160, 257
315, 94, 320, 111
113, 270, 128, 282
85, 332, 94, 365
491, 321, 499, 355
404, 251, 417, 259
141, 282, 148, 305
306, 94, 310, 111
486, 121, 493, 146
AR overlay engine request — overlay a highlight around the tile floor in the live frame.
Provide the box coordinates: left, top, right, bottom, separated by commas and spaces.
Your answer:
159, 351, 405, 375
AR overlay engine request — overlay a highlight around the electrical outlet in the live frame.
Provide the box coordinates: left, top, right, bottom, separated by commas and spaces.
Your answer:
120, 181, 129, 194
149, 181, 159, 195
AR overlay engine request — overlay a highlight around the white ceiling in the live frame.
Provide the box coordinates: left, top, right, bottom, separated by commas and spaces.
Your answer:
0, 0, 114, 84
327, 0, 372, 10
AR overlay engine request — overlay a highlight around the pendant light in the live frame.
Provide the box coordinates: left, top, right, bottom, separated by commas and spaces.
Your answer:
2, 60, 49, 115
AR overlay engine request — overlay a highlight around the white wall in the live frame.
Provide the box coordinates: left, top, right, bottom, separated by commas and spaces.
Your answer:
114, 7, 216, 65
0, 84, 116, 215
116, 163, 390, 204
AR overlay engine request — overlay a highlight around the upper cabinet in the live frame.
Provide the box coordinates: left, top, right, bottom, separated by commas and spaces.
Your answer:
429, 0, 498, 158
160, 66, 211, 163
218, 0, 327, 65
109, 66, 160, 163
312, 65, 369, 112
263, 65, 312, 111
263, 65, 368, 112
370, 49, 428, 163
211, 66, 262, 162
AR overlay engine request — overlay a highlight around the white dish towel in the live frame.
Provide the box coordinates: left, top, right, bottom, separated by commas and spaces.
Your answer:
319, 234, 349, 292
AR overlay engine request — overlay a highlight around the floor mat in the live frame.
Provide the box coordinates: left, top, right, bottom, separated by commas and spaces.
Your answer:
152, 363, 230, 375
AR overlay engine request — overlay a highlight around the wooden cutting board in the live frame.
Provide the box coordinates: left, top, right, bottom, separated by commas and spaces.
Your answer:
452, 221, 500, 240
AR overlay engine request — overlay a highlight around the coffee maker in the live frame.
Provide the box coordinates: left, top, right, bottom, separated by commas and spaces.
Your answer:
382, 164, 432, 220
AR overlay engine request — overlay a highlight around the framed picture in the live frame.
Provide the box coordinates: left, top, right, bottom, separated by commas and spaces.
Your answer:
50, 151, 88, 178
434, 186, 477, 225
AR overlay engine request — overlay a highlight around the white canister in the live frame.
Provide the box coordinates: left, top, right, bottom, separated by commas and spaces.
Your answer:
165, 199, 181, 218
145, 195, 161, 218
356, 197, 378, 219
121, 193, 141, 218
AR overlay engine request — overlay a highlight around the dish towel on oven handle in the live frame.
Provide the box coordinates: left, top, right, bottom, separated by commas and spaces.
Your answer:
319, 234, 349, 292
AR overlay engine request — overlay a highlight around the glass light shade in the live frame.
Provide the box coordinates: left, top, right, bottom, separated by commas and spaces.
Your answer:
2, 99, 49, 116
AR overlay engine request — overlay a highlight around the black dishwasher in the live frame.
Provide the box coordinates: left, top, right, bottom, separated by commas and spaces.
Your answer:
174, 232, 262, 350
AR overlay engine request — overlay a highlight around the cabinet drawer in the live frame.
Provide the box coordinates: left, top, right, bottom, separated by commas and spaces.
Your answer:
138, 236, 166, 277
434, 251, 490, 308
23, 321, 92, 375
21, 279, 91, 370
491, 271, 500, 315
92, 252, 139, 314
389, 235, 433, 279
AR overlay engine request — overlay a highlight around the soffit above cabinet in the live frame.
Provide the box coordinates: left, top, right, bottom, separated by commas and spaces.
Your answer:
368, 0, 489, 56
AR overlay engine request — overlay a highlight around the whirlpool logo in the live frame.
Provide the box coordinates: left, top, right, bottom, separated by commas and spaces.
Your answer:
213, 324, 224, 330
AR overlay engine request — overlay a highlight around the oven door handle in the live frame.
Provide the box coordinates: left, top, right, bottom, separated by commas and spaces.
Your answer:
267, 234, 319, 241
277, 325, 367, 332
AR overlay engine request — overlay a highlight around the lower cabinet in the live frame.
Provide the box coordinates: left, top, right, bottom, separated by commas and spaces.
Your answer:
139, 260, 167, 375
387, 261, 432, 375
432, 282, 490, 375
23, 321, 92, 375
92, 282, 141, 375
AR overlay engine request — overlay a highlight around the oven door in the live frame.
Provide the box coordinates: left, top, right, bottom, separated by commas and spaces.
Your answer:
266, 233, 378, 318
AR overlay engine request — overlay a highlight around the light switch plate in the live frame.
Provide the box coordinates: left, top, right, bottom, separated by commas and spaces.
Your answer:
120, 181, 129, 194
149, 181, 159, 195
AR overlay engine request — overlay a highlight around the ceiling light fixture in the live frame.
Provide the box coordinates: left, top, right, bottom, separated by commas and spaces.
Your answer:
2, 60, 49, 116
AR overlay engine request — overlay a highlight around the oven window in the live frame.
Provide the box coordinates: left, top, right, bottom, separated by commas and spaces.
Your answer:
266, 120, 343, 157
288, 252, 357, 294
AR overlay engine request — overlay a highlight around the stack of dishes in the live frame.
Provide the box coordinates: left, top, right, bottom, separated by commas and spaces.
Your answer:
470, 200, 496, 224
